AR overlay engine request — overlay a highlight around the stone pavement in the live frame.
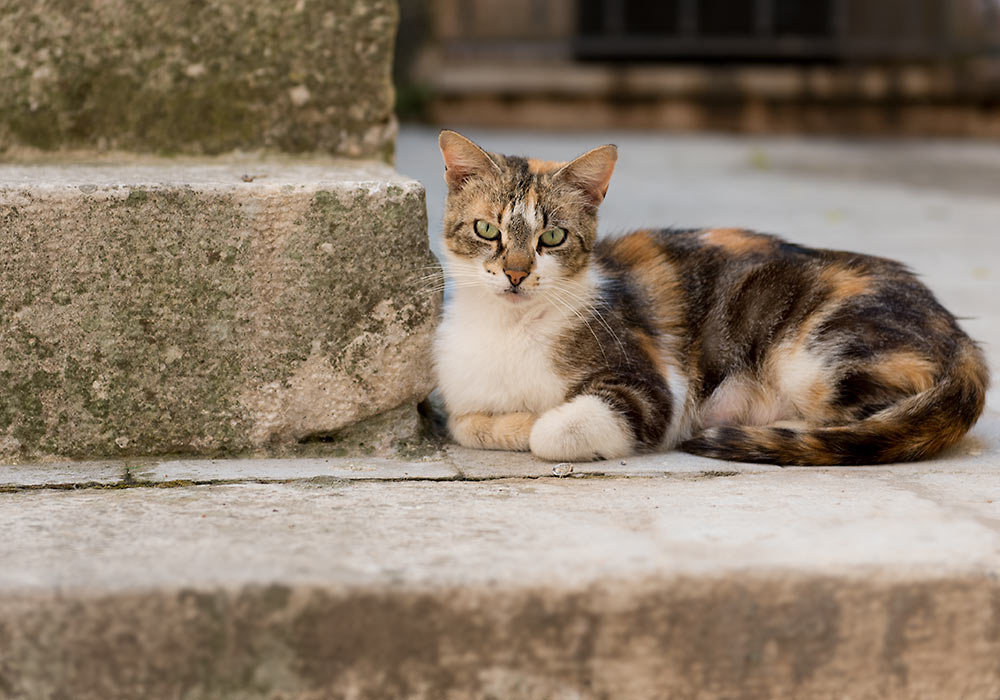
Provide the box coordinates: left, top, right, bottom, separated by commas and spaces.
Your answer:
1, 411, 998, 698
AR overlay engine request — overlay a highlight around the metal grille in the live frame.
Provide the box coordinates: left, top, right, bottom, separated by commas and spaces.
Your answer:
574, 0, 997, 61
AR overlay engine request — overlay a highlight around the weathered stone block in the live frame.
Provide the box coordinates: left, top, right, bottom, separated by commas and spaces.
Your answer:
0, 0, 397, 160
1, 576, 999, 699
0, 161, 440, 460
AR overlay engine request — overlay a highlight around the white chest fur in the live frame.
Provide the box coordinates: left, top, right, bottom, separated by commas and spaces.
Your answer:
435, 292, 571, 416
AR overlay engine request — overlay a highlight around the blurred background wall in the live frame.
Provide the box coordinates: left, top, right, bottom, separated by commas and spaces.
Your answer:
396, 0, 1000, 136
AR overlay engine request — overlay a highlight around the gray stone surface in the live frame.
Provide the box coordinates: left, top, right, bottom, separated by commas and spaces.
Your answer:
0, 0, 397, 160
0, 160, 440, 461
0, 461, 126, 488
0, 414, 999, 698
3, 409, 994, 486
398, 126, 1000, 412
0, 577, 997, 699
135, 455, 458, 483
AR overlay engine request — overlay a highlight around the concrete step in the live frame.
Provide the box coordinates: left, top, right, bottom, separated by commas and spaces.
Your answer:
1, 412, 998, 698
0, 0, 396, 159
0, 160, 440, 461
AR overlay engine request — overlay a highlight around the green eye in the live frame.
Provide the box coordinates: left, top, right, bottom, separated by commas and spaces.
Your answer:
474, 220, 500, 240
539, 227, 567, 247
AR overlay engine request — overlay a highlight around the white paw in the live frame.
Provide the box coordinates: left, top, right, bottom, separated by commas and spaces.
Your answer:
529, 395, 633, 461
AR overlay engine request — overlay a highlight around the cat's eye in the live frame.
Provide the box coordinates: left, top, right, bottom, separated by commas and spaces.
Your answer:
474, 220, 500, 240
539, 227, 567, 247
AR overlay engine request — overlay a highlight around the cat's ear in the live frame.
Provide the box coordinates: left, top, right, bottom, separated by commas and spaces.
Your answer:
439, 130, 502, 189
554, 145, 618, 206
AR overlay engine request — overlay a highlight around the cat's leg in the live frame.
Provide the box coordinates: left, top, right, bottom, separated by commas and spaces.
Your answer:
529, 395, 632, 461
449, 412, 536, 451
529, 376, 672, 461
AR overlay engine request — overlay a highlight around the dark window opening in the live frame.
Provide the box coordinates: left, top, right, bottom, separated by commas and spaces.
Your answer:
698, 0, 755, 37
573, 0, 955, 62
775, 0, 833, 37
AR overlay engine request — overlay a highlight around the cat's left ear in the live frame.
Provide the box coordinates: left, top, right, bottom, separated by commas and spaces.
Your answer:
554, 145, 618, 206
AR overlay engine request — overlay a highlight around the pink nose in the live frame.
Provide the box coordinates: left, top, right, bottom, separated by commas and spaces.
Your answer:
504, 269, 528, 286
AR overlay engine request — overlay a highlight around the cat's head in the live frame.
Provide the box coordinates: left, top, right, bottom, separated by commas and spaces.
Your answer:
438, 130, 617, 305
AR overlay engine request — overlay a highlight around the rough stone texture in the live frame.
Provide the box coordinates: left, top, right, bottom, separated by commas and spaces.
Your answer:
0, 0, 397, 160
1, 578, 997, 700
0, 412, 998, 698
0, 161, 440, 461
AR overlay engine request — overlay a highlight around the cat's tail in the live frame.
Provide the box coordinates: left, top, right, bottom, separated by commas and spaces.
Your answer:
679, 341, 989, 466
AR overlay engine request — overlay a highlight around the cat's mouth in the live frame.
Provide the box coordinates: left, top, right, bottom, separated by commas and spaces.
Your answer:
500, 287, 531, 303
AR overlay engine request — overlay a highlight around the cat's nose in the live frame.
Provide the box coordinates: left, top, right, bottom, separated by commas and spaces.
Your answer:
504, 269, 528, 286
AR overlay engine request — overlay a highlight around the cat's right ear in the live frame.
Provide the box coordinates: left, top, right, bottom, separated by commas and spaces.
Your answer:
439, 130, 501, 190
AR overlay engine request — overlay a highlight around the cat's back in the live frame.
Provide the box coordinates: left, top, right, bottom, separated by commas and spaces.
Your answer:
597, 226, 899, 274
595, 226, 971, 374
596, 226, 922, 305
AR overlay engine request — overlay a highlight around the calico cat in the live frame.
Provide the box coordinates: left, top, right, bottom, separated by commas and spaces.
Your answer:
433, 130, 988, 466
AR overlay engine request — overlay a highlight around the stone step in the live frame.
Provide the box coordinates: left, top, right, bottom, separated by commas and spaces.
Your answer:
0, 412, 998, 698
0, 160, 440, 461
0, 0, 396, 159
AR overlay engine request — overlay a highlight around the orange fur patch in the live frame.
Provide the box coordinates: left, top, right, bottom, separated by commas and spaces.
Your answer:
524, 185, 538, 214
609, 232, 684, 339
766, 342, 834, 423
451, 412, 535, 451
527, 158, 565, 174
792, 264, 875, 346
870, 352, 936, 394
700, 228, 774, 255
956, 343, 990, 395
610, 230, 661, 266
634, 330, 669, 379
818, 265, 872, 301
494, 413, 537, 443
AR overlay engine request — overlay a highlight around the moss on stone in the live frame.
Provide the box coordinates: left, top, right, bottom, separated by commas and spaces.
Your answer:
0, 0, 397, 160
0, 167, 439, 460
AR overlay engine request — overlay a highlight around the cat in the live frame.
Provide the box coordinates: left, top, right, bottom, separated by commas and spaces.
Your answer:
432, 130, 989, 466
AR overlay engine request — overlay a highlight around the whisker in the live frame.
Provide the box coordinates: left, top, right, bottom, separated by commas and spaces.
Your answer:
549, 282, 629, 364
414, 281, 481, 297
547, 288, 611, 368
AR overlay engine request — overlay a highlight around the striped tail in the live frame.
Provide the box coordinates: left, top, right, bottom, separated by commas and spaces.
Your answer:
680, 342, 989, 466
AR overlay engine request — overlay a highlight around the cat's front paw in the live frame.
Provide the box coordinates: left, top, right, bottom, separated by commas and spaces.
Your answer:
449, 412, 536, 451
529, 395, 633, 461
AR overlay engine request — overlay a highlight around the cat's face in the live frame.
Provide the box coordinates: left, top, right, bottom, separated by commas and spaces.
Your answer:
438, 131, 617, 305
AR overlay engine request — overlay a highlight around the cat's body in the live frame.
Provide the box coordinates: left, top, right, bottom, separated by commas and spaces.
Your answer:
434, 131, 988, 465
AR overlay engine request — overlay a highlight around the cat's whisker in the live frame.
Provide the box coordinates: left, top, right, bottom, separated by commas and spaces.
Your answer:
416, 280, 480, 292
558, 288, 627, 360
414, 277, 475, 290
549, 282, 629, 364
413, 273, 481, 288
546, 288, 611, 367
413, 276, 445, 285
425, 269, 482, 279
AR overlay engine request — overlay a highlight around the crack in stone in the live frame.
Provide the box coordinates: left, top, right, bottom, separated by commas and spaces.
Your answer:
0, 468, 750, 494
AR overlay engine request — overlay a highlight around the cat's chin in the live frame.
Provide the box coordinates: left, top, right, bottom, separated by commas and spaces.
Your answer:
498, 289, 532, 304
